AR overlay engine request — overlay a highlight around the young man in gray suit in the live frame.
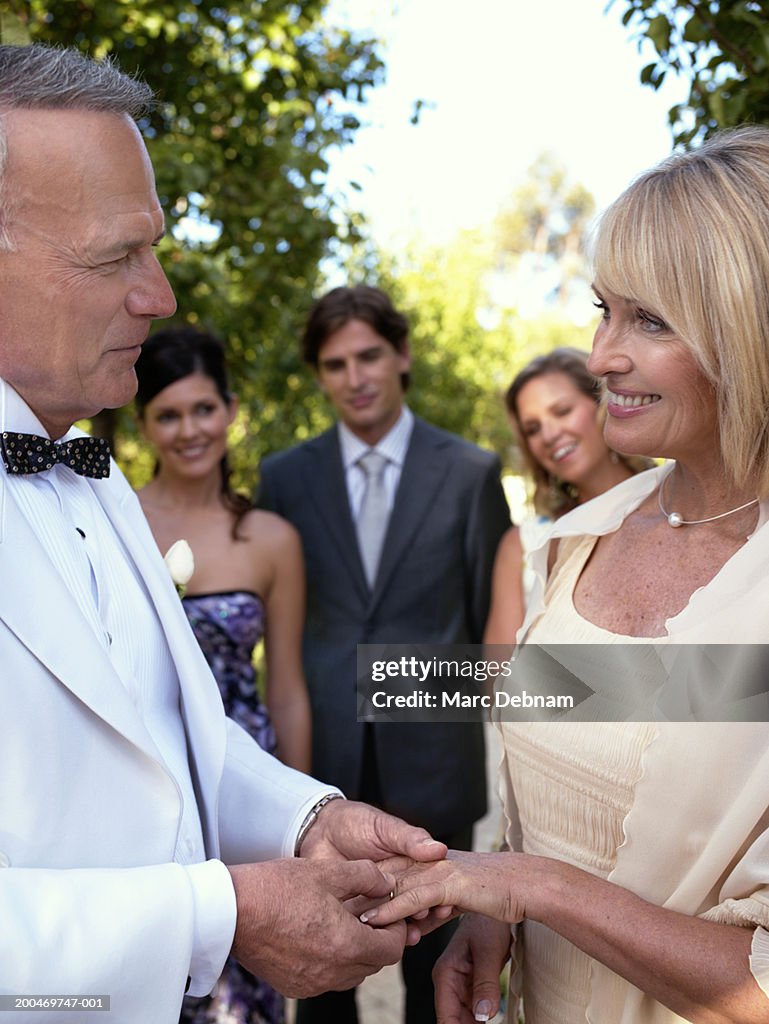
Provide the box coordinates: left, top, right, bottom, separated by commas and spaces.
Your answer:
259, 285, 511, 1024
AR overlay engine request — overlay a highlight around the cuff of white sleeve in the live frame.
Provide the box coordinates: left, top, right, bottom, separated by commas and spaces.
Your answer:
185, 859, 237, 997
750, 926, 769, 999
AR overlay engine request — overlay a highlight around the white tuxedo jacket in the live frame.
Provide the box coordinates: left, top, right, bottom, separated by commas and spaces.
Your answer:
0, 452, 327, 1022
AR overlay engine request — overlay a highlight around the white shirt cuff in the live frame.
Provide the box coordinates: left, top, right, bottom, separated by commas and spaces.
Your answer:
750, 926, 769, 1000
185, 859, 237, 997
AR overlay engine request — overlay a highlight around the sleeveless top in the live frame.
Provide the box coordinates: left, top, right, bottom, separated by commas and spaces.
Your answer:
499, 534, 663, 1023
180, 591, 283, 1024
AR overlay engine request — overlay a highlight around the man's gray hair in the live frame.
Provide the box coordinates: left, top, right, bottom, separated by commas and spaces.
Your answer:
0, 44, 155, 250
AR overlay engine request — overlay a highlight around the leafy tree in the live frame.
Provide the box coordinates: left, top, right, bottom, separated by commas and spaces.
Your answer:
375, 234, 513, 457
334, 153, 599, 471
2, 0, 383, 484
354, 226, 596, 471
495, 153, 595, 263
493, 153, 595, 320
611, 0, 769, 145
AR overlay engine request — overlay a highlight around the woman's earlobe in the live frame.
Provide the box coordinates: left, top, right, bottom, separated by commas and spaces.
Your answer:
227, 394, 239, 424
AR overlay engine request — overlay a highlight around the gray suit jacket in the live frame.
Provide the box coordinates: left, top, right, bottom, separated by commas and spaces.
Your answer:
259, 416, 510, 836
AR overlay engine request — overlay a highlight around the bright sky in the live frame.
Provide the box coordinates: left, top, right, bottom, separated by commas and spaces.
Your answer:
326, 0, 688, 247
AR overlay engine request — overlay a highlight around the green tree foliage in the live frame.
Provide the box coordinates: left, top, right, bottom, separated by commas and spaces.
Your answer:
2, 0, 383, 484
611, 0, 769, 145
373, 234, 514, 459
494, 153, 595, 321
495, 153, 595, 264
359, 221, 596, 472
348, 157, 599, 472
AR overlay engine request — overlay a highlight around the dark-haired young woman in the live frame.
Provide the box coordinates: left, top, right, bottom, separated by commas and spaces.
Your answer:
135, 326, 311, 1024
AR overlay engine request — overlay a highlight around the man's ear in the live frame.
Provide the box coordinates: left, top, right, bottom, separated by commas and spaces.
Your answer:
398, 341, 412, 374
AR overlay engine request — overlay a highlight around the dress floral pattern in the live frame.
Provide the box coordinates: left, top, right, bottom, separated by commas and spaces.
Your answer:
180, 591, 283, 1024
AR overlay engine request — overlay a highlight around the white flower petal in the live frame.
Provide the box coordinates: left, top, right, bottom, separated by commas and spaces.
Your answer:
164, 539, 195, 586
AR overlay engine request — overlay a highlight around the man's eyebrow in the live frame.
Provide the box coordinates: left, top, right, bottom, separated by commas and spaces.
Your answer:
101, 228, 166, 258
319, 345, 383, 367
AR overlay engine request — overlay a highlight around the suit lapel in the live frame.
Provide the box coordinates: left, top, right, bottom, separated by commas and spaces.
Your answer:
0, 473, 159, 759
91, 475, 227, 838
371, 419, 452, 606
300, 430, 370, 599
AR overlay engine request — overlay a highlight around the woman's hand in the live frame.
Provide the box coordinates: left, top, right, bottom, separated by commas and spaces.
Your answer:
360, 850, 531, 927
434, 913, 513, 1023
372, 851, 767, 1024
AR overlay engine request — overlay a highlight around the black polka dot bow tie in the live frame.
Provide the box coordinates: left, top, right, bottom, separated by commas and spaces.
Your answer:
0, 432, 111, 479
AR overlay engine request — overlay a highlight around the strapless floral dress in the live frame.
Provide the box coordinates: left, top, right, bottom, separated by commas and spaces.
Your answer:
179, 591, 282, 1024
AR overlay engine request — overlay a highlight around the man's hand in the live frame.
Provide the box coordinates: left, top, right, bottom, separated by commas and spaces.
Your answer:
299, 799, 447, 865
229, 858, 407, 997
433, 913, 513, 1024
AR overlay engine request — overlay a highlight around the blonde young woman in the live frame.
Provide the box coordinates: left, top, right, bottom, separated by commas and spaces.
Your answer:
484, 348, 648, 646
368, 127, 769, 1024
135, 326, 311, 1024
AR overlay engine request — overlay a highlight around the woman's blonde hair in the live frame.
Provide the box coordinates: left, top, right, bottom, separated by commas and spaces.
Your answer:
505, 347, 652, 517
593, 125, 769, 495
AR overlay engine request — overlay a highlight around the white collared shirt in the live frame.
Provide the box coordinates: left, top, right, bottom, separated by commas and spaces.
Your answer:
0, 378, 233, 995
338, 405, 414, 519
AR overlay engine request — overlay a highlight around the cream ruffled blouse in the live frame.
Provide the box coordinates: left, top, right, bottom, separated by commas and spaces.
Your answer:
495, 464, 769, 1023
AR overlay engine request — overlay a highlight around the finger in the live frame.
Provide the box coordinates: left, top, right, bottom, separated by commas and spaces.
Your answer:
345, 858, 442, 918
400, 907, 461, 941
329, 928, 405, 991
355, 918, 407, 968
377, 854, 418, 875
435, 968, 476, 1024
358, 899, 454, 926
344, 883, 405, 918
326, 859, 394, 902
471, 994, 499, 1023
470, 967, 503, 1023
361, 882, 449, 926
373, 812, 448, 863
344, 892, 386, 917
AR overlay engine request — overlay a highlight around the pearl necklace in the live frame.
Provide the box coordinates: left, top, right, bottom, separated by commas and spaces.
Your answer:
658, 475, 759, 528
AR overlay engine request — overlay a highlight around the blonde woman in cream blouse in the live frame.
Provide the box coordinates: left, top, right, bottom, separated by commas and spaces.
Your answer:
367, 127, 769, 1024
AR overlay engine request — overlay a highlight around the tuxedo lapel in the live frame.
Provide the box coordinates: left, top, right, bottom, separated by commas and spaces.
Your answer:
0, 474, 159, 759
300, 430, 369, 599
371, 420, 452, 606
89, 475, 227, 826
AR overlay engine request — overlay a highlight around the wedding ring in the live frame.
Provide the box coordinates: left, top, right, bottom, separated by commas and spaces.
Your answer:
388, 889, 395, 901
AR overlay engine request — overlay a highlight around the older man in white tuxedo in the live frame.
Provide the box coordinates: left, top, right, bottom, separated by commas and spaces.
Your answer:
0, 44, 446, 1023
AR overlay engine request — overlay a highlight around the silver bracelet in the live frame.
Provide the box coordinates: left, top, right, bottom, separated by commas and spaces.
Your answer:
293, 793, 345, 857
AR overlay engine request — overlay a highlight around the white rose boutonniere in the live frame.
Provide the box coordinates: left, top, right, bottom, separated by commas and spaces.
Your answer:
164, 539, 195, 598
